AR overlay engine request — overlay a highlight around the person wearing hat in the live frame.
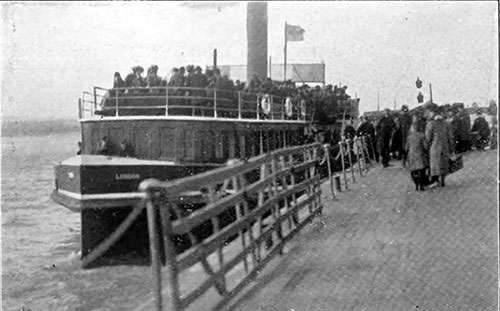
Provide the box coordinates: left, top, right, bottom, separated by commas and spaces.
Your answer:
376, 108, 395, 167
398, 105, 412, 166
357, 115, 377, 162
113, 72, 126, 89
125, 66, 145, 92
425, 104, 455, 188
471, 109, 490, 150
446, 106, 461, 152
146, 65, 162, 90
190, 66, 208, 115
455, 103, 472, 152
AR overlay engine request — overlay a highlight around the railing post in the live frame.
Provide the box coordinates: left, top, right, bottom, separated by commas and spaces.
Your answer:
93, 87, 97, 113
324, 144, 336, 199
115, 89, 119, 117
355, 138, 363, 176
282, 98, 285, 120
158, 198, 182, 311
238, 91, 242, 119
347, 139, 356, 183
270, 96, 274, 120
146, 194, 163, 311
339, 141, 348, 190
165, 87, 169, 116
78, 98, 82, 119
214, 89, 218, 118
256, 94, 260, 120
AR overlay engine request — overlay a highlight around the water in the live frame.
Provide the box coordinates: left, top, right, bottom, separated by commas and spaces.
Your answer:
1, 132, 184, 311
2, 132, 82, 308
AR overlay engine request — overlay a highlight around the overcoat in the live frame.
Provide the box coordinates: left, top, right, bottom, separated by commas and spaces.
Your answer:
425, 117, 454, 176
405, 131, 428, 171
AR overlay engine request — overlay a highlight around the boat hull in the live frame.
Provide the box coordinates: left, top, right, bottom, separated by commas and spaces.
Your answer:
52, 155, 221, 265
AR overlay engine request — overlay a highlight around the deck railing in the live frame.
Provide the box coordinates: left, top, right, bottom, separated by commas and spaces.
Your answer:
79, 86, 312, 122
141, 143, 323, 311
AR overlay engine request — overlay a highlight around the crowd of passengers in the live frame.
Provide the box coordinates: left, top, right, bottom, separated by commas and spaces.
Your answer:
313, 102, 497, 190
112, 65, 352, 103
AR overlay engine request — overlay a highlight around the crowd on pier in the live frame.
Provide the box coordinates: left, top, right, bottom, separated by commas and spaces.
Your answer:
315, 102, 497, 191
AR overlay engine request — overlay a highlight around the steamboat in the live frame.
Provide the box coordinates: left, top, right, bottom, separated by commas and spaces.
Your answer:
50, 3, 359, 265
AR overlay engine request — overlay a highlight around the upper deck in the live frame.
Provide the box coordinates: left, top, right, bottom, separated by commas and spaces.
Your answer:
80, 86, 314, 123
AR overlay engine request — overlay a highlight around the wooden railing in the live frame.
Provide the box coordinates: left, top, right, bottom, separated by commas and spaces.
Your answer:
80, 86, 312, 122
140, 143, 323, 311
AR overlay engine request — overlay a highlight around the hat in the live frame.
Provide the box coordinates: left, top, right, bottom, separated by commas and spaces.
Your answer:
452, 102, 464, 108
425, 103, 439, 113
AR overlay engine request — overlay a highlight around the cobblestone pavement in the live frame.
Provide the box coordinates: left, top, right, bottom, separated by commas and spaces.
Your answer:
223, 150, 498, 311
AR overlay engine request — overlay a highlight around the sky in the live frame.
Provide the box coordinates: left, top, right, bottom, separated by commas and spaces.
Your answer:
1, 1, 498, 120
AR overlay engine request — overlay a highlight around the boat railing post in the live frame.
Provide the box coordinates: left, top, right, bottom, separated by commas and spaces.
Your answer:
115, 88, 119, 117
214, 89, 218, 118
271, 96, 274, 120
78, 98, 82, 119
238, 91, 242, 119
256, 94, 260, 120
282, 98, 285, 120
93, 87, 98, 114
165, 87, 169, 116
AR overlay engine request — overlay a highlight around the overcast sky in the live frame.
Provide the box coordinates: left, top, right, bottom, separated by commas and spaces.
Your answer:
1, 1, 498, 120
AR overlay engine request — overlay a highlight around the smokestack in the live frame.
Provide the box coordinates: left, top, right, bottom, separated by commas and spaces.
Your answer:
247, 2, 268, 82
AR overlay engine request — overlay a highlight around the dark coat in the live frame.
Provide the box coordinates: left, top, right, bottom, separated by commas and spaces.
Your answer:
471, 116, 490, 140
377, 116, 395, 142
399, 112, 412, 148
457, 112, 471, 141
356, 121, 375, 139
425, 117, 454, 176
406, 131, 428, 171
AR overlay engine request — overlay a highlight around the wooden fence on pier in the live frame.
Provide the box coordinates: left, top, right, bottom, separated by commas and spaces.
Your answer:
141, 143, 323, 311
78, 135, 375, 310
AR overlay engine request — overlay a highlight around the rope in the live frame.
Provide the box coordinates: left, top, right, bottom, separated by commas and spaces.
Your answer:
81, 202, 146, 268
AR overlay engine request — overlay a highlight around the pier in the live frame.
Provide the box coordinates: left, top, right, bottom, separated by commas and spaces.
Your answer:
223, 150, 498, 311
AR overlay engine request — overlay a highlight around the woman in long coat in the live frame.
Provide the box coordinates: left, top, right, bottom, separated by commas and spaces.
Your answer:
425, 106, 455, 187
406, 121, 428, 191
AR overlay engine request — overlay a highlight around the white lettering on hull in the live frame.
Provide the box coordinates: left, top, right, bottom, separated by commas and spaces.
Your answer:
115, 173, 140, 180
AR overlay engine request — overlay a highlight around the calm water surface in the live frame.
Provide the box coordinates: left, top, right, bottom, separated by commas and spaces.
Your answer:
1, 132, 171, 311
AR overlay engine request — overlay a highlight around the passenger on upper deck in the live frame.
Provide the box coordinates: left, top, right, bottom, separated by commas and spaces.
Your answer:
125, 66, 145, 91
185, 65, 195, 87
168, 67, 186, 94
113, 72, 126, 89
190, 66, 208, 89
146, 65, 162, 91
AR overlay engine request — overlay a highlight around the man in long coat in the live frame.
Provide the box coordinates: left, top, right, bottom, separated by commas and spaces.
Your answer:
376, 109, 395, 167
399, 105, 412, 165
453, 103, 471, 153
425, 105, 455, 188
357, 115, 378, 162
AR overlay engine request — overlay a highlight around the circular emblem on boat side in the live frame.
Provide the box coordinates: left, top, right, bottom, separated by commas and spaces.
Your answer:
285, 97, 293, 117
261, 94, 271, 115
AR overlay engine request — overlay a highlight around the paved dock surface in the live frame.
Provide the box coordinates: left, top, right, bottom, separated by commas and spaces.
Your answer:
223, 150, 498, 311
